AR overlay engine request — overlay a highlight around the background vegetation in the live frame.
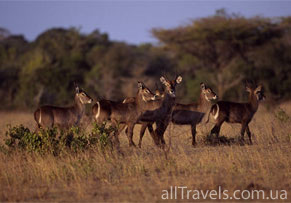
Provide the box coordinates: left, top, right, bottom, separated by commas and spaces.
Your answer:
1, 10, 291, 110
1, 10, 291, 201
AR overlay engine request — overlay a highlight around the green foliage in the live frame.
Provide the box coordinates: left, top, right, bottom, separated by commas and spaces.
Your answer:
3, 123, 116, 155
152, 11, 290, 101
5, 125, 59, 154
90, 122, 116, 151
1, 11, 291, 109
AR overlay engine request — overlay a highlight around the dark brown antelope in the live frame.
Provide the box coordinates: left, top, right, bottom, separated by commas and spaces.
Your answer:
122, 77, 182, 147
92, 81, 158, 147
93, 76, 182, 147
137, 76, 183, 146
34, 86, 93, 130
207, 82, 265, 144
122, 89, 163, 147
138, 83, 217, 147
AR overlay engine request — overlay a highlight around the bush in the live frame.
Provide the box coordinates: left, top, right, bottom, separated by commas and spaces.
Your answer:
3, 123, 117, 155
5, 125, 60, 154
90, 122, 116, 151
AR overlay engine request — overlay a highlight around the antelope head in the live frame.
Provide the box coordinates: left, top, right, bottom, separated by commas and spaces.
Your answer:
160, 75, 182, 98
75, 86, 93, 104
200, 82, 218, 101
246, 83, 265, 101
137, 82, 157, 102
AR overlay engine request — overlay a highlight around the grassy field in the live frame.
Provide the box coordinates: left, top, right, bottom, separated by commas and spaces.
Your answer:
0, 102, 291, 202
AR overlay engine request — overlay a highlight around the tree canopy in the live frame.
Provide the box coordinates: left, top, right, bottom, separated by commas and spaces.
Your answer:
0, 11, 291, 110
152, 11, 289, 100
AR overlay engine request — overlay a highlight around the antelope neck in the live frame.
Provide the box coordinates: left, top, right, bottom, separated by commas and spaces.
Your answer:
163, 91, 176, 109
135, 91, 148, 110
198, 92, 212, 112
74, 95, 86, 115
249, 92, 259, 112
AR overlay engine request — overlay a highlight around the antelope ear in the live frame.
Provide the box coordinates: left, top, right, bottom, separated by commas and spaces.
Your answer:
160, 76, 168, 85
200, 82, 206, 90
245, 80, 254, 92
245, 86, 252, 93
255, 85, 263, 92
75, 86, 80, 93
155, 90, 161, 96
137, 81, 144, 90
245, 82, 252, 92
175, 76, 182, 84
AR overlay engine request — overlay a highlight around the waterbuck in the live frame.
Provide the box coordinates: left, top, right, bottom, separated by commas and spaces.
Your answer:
34, 86, 93, 130
137, 76, 183, 146
138, 82, 217, 147
94, 76, 182, 147
207, 82, 265, 144
92, 81, 158, 147
122, 89, 163, 147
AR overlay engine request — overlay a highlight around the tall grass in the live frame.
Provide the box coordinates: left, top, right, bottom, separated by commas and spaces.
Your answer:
0, 103, 290, 201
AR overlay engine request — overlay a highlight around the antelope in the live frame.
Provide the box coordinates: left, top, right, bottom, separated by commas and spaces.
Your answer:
207, 82, 265, 144
92, 81, 158, 147
93, 76, 182, 147
122, 89, 164, 146
138, 83, 217, 147
34, 86, 93, 130
122, 89, 162, 104
136, 76, 183, 146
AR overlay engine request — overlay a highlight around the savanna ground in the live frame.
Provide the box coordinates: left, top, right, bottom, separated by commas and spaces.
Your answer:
0, 102, 291, 202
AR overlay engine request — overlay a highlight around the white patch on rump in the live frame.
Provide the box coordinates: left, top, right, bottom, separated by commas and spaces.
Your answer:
39, 109, 42, 124
213, 104, 219, 120
95, 101, 100, 120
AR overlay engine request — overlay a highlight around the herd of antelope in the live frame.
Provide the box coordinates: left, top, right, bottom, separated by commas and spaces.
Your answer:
34, 76, 265, 148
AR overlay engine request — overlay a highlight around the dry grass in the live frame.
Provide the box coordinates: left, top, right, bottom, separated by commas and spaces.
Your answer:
0, 102, 291, 201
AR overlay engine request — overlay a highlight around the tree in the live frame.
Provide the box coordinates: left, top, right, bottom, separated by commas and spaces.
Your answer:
152, 11, 283, 99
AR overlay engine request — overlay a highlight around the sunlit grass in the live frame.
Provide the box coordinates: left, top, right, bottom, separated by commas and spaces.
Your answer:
0, 102, 290, 201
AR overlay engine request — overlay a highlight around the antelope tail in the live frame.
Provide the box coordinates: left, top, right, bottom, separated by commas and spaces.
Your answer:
34, 108, 41, 127
95, 101, 101, 121
213, 104, 220, 120
203, 104, 219, 124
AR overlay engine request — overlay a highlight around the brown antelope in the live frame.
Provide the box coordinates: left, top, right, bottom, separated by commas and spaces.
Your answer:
138, 83, 217, 147
137, 76, 183, 146
207, 82, 265, 144
92, 81, 158, 147
122, 89, 162, 104
93, 76, 182, 147
122, 89, 164, 146
34, 86, 93, 130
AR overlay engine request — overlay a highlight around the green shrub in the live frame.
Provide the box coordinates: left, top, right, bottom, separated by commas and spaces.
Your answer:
3, 123, 117, 155
5, 125, 59, 154
90, 122, 116, 151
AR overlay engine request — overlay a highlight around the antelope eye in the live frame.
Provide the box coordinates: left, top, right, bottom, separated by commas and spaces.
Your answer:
145, 90, 149, 93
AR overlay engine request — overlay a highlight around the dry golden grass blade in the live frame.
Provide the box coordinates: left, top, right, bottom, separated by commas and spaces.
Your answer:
0, 102, 290, 201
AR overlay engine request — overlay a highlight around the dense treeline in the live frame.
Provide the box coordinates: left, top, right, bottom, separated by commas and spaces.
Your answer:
0, 28, 174, 109
1, 11, 291, 110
